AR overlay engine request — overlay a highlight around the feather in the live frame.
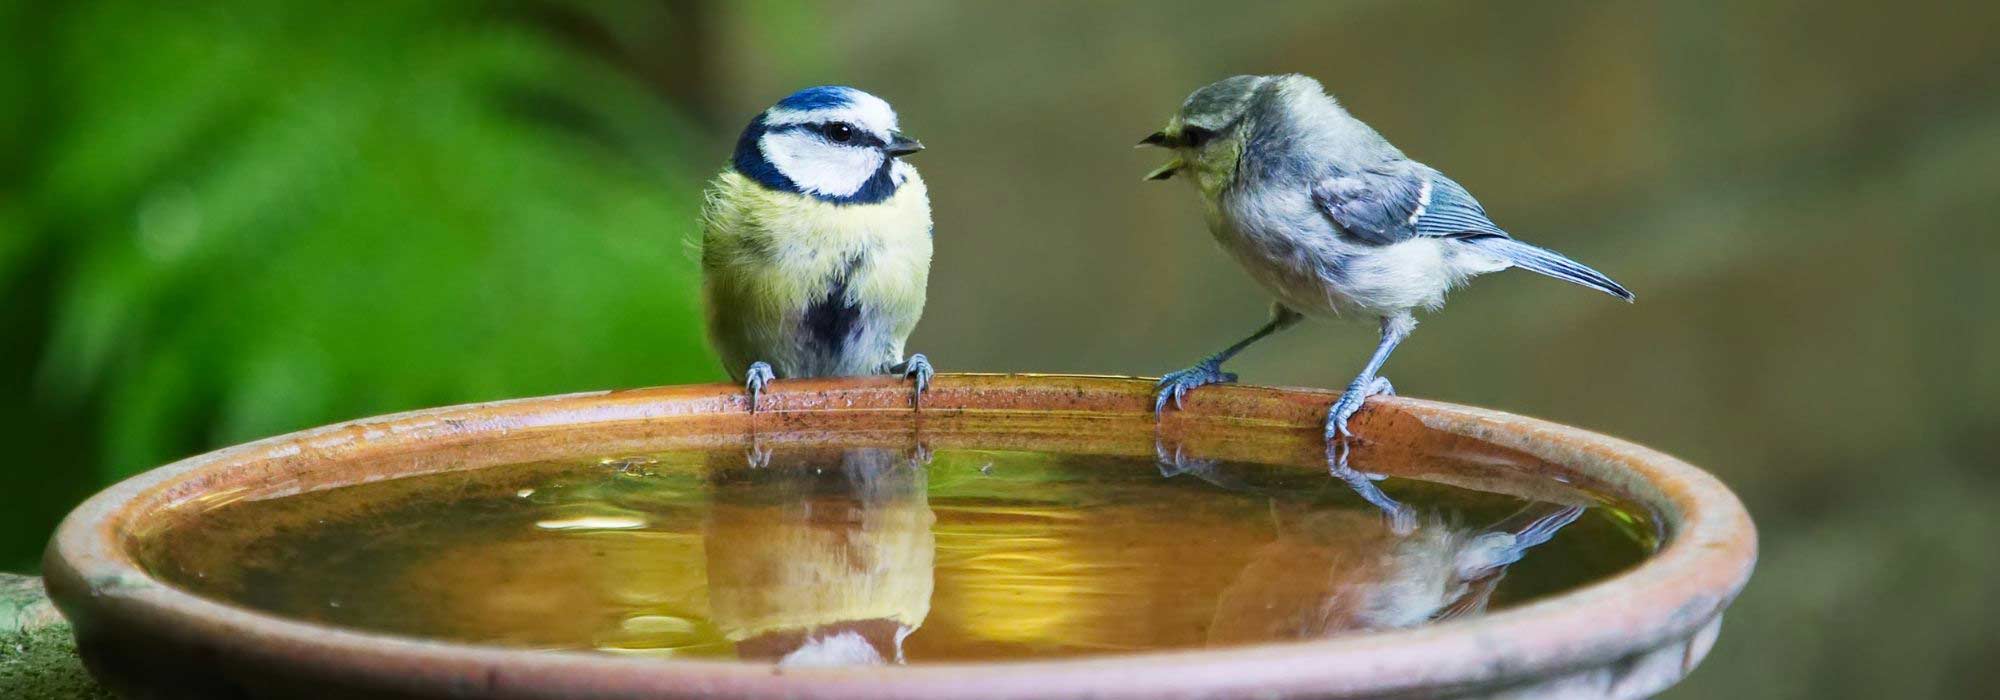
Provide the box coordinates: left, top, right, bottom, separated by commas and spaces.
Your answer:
1461, 236, 1634, 301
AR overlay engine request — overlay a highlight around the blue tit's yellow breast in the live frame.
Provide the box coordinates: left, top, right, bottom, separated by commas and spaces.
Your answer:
700, 168, 933, 372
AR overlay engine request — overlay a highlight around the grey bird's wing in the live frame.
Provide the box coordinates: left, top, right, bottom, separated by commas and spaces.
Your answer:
1310, 163, 1508, 245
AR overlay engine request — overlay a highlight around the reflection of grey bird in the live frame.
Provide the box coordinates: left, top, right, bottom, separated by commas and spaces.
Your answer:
1140, 75, 1632, 447
1154, 438, 1411, 531
1207, 502, 1584, 644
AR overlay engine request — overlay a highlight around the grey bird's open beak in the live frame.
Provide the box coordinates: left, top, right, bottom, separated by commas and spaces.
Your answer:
885, 132, 924, 157
1137, 131, 1179, 180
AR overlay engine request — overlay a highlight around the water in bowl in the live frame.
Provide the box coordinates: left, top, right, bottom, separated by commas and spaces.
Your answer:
137, 442, 1655, 665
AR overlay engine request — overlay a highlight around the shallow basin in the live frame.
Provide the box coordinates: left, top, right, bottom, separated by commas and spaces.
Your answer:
44, 374, 1755, 699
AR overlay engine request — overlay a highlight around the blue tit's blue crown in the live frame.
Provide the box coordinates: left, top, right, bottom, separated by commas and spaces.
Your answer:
774, 85, 861, 111
730, 85, 909, 206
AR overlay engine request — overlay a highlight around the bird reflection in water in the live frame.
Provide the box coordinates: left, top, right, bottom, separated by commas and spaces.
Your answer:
704, 446, 935, 667
702, 439, 1585, 665
1157, 438, 1584, 642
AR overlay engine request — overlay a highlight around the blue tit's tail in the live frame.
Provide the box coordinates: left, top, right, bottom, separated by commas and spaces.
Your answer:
1464, 236, 1635, 302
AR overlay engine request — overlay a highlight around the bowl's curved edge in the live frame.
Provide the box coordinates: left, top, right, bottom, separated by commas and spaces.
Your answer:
44, 374, 1756, 700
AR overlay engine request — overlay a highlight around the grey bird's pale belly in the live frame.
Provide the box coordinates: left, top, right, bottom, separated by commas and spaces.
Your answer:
1212, 186, 1473, 317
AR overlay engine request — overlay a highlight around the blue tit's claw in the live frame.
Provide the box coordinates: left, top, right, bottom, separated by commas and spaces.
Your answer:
901, 353, 934, 409
1152, 359, 1238, 415
744, 361, 776, 414
1322, 375, 1395, 442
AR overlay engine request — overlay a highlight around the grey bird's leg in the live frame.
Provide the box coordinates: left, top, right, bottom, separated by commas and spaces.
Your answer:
1156, 304, 1304, 413
884, 353, 934, 409
1327, 443, 1416, 534
743, 361, 776, 414
1324, 313, 1414, 442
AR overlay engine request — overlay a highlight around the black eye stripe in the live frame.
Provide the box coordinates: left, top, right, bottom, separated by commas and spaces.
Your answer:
772, 122, 886, 148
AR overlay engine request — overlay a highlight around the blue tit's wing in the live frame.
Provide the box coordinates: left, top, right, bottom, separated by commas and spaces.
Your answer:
1311, 163, 1509, 245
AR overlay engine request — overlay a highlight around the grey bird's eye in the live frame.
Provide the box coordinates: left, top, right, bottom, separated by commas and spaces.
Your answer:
823, 123, 855, 143
1180, 126, 1215, 148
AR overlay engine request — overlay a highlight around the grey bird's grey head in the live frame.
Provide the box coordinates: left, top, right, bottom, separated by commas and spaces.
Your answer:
1137, 74, 1292, 184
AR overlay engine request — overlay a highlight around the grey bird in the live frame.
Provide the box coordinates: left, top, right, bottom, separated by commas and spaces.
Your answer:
1139, 74, 1632, 449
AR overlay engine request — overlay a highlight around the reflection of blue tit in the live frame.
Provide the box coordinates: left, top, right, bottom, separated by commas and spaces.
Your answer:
706, 448, 935, 667
700, 86, 934, 412
1139, 75, 1632, 447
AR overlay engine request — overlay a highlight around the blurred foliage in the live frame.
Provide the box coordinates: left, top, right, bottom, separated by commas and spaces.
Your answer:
0, 0, 749, 570
3, 1, 1999, 698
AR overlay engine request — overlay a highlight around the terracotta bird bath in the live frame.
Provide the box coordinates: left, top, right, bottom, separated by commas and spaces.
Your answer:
44, 374, 1755, 699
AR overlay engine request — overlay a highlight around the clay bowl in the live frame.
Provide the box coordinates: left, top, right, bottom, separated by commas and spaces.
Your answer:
44, 374, 1755, 699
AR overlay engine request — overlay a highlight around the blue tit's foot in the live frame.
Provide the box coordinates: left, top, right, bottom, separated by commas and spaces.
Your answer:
743, 361, 776, 413
1323, 375, 1396, 442
1154, 358, 1238, 414
892, 354, 934, 409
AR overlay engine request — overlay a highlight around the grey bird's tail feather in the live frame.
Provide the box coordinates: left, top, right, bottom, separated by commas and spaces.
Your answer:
1465, 237, 1634, 302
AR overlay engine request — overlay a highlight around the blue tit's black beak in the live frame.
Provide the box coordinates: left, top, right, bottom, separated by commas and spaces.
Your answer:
885, 132, 924, 157
1137, 131, 1170, 148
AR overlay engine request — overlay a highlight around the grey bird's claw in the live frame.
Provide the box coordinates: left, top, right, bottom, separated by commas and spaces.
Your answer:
1327, 445, 1414, 533
1323, 375, 1396, 442
744, 361, 775, 414
1153, 438, 1219, 477
900, 353, 934, 409
1153, 359, 1238, 414
1368, 376, 1395, 397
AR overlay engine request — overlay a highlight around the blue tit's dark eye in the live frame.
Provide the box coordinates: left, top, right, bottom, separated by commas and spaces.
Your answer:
823, 123, 854, 143
1181, 126, 1215, 148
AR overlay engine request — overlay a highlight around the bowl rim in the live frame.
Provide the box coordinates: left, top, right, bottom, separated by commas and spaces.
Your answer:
45, 373, 1757, 699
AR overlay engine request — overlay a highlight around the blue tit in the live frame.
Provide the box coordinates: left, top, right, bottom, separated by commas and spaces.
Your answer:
700, 86, 934, 412
1138, 75, 1632, 451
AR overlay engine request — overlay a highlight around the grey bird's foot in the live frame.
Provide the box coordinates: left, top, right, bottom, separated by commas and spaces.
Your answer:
1154, 358, 1238, 414
1323, 375, 1396, 442
891, 353, 934, 409
743, 361, 776, 413
1153, 438, 1220, 478
1327, 443, 1415, 534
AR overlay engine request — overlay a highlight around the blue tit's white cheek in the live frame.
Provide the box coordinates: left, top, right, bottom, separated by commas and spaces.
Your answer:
891, 160, 914, 187
760, 131, 886, 199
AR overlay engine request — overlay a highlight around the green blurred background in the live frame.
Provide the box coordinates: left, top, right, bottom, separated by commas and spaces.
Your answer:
3, 0, 1995, 696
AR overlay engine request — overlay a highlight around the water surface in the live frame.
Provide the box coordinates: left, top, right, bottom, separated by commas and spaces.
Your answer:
139, 443, 1656, 664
